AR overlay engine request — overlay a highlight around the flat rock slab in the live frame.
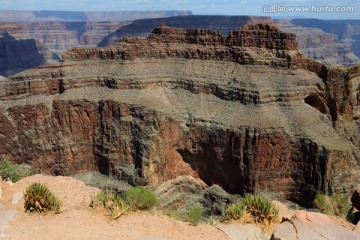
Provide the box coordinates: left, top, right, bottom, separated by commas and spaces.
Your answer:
271, 211, 360, 240
11, 192, 23, 205
0, 210, 17, 235
217, 223, 270, 240
137, 236, 169, 240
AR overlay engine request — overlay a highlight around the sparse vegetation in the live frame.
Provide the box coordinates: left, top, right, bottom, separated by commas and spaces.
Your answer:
222, 203, 247, 221
178, 206, 203, 226
24, 183, 61, 213
314, 193, 350, 218
0, 155, 30, 182
124, 187, 157, 211
90, 191, 129, 219
221, 194, 279, 225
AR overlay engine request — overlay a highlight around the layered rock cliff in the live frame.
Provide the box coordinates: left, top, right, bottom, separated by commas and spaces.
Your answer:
2, 23, 360, 206
0, 21, 130, 68
278, 19, 360, 66
98, 15, 271, 47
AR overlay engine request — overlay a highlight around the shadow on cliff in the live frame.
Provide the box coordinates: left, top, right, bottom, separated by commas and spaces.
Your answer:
0, 32, 45, 77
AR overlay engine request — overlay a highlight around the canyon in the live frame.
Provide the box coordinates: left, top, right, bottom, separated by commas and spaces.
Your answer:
99, 16, 360, 67
1, 15, 360, 77
0, 11, 192, 76
1, 23, 360, 207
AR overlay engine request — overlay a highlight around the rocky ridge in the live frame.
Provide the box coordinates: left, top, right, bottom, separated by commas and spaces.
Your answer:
1, 23, 360, 207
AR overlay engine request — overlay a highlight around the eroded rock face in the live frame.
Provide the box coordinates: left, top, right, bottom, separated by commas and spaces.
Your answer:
1, 23, 360, 206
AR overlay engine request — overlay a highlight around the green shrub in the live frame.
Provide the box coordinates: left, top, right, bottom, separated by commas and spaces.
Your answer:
222, 203, 246, 221
0, 155, 30, 182
221, 195, 279, 225
314, 193, 350, 218
24, 183, 61, 213
124, 187, 157, 211
90, 191, 129, 219
241, 195, 279, 224
178, 206, 203, 226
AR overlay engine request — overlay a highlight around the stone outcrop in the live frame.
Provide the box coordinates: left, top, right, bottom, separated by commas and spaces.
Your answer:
1, 24, 360, 206
98, 15, 271, 47
271, 211, 360, 240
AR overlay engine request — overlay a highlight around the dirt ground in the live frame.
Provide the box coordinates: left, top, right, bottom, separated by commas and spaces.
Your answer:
0, 175, 230, 240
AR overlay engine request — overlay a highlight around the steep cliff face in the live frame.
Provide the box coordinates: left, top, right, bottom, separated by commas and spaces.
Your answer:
2, 24, 360, 206
0, 32, 45, 76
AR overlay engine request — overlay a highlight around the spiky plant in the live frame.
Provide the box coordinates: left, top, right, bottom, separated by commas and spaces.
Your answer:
241, 195, 279, 224
222, 203, 246, 221
90, 191, 129, 219
24, 183, 61, 213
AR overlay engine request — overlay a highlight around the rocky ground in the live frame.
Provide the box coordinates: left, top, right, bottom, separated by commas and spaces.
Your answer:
1, 174, 360, 240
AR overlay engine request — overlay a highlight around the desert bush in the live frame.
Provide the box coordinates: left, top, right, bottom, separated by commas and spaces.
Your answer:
222, 195, 279, 225
0, 155, 30, 182
221, 203, 246, 221
124, 187, 157, 211
178, 206, 203, 226
314, 193, 350, 218
241, 195, 279, 224
24, 183, 61, 213
90, 191, 129, 219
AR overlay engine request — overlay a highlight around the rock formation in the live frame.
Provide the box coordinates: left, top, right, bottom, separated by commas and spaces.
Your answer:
1, 23, 360, 207
98, 15, 271, 47
277, 19, 360, 66
0, 21, 130, 73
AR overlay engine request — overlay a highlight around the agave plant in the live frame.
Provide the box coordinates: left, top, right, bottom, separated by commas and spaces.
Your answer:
222, 203, 246, 221
241, 195, 279, 224
24, 183, 61, 213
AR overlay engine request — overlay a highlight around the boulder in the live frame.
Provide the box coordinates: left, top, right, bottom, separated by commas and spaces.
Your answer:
271, 211, 360, 240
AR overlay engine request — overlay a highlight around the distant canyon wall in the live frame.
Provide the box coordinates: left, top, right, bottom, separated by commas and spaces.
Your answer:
0, 10, 192, 22
0, 10, 192, 76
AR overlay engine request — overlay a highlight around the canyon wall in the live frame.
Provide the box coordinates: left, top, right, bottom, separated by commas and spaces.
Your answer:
98, 15, 271, 47
1, 24, 360, 206
0, 32, 45, 76
278, 19, 360, 66
99, 16, 360, 66
0, 21, 130, 76
0, 10, 192, 76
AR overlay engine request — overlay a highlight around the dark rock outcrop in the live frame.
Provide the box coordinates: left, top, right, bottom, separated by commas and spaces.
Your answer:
1, 24, 360, 206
